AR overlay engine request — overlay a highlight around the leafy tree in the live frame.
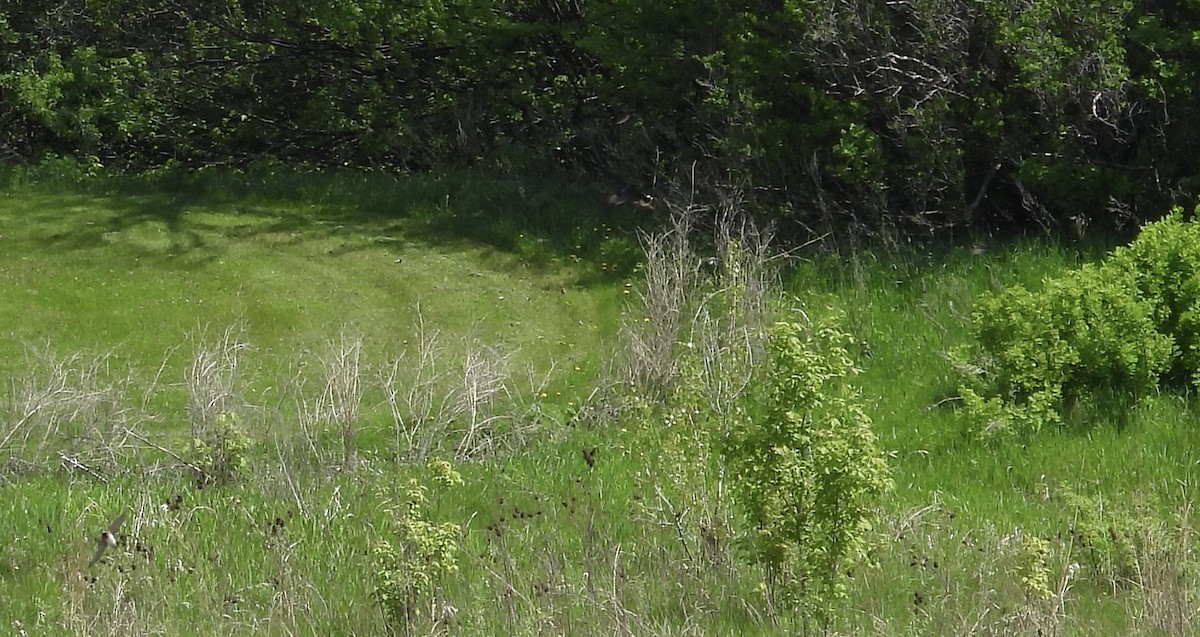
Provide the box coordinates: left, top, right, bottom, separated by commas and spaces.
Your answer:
3, 0, 1200, 240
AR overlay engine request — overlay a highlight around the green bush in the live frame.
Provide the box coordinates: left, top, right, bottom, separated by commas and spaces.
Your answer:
372, 460, 463, 631
961, 263, 1173, 438
188, 411, 252, 486
1107, 211, 1200, 385
727, 316, 892, 628
958, 211, 1200, 438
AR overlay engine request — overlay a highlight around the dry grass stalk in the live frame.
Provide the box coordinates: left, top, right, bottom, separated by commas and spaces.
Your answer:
1, 344, 135, 474
311, 328, 364, 466
380, 309, 521, 461
1132, 501, 1199, 636
185, 324, 248, 436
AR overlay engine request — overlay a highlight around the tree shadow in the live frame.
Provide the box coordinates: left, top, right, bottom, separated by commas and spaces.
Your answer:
21, 166, 657, 283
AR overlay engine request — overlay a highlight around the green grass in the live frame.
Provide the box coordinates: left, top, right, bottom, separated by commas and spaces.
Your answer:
3, 165, 1200, 635
0, 166, 643, 391
806, 239, 1200, 635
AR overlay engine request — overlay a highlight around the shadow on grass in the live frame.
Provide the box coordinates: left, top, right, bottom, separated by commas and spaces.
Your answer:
8, 163, 657, 284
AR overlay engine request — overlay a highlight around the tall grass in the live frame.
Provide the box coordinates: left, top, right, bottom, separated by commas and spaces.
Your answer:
3, 167, 1200, 634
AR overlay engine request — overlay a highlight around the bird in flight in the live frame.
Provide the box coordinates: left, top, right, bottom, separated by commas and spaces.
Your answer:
88, 511, 128, 568
607, 183, 656, 209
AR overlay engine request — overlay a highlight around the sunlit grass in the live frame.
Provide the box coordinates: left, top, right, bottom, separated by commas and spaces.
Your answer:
3, 165, 1200, 635
0, 168, 638, 396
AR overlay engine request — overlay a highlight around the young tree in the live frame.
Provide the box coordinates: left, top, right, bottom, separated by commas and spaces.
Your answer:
727, 316, 892, 630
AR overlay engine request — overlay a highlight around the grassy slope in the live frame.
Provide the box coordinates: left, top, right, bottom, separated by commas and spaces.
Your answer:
2, 167, 1199, 635
0, 168, 643, 634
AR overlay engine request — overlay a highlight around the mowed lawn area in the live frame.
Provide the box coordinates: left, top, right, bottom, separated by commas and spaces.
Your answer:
0, 168, 639, 385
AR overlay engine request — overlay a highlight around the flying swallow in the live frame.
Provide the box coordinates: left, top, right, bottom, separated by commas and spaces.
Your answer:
88, 511, 127, 568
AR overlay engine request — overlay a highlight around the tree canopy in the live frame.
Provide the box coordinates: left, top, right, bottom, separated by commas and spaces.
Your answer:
3, 0, 1199, 237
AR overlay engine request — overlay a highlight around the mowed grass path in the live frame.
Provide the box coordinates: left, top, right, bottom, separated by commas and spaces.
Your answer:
0, 169, 643, 392
0, 169, 658, 634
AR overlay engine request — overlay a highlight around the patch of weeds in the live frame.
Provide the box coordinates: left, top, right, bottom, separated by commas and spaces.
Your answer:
293, 327, 364, 468
619, 187, 780, 588
1135, 500, 1200, 635
997, 529, 1077, 637
186, 325, 253, 485
379, 311, 537, 462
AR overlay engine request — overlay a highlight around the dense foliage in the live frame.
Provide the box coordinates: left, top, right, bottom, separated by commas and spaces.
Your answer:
959, 210, 1200, 438
4, 1, 1200, 236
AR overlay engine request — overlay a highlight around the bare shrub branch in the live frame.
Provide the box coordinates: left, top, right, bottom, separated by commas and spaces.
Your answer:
185, 323, 249, 433
454, 343, 514, 459
380, 312, 456, 461
0, 344, 137, 474
380, 308, 526, 461
618, 205, 702, 399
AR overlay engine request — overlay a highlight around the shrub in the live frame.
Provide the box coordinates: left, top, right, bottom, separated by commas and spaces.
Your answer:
372, 460, 463, 632
955, 211, 1200, 438
960, 263, 1173, 438
1017, 533, 1054, 601
1107, 210, 1200, 385
727, 316, 892, 628
188, 411, 252, 486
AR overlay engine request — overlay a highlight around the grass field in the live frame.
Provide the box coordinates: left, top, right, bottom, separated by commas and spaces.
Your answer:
2, 164, 1198, 635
